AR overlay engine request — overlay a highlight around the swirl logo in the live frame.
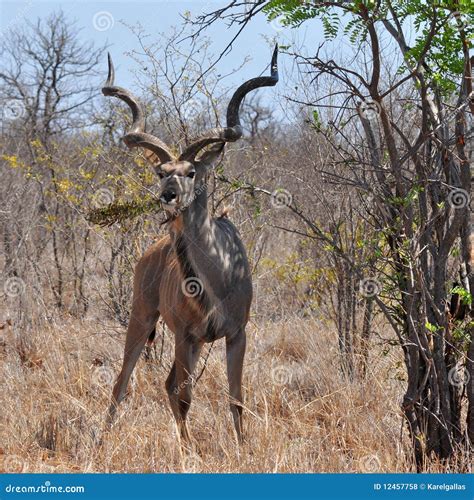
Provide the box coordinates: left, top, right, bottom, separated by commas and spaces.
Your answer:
4, 277, 25, 297
271, 365, 293, 386
447, 188, 469, 209
359, 278, 381, 298
1, 454, 25, 473
181, 277, 203, 298
92, 187, 114, 208
271, 188, 293, 209
92, 11, 114, 32
91, 366, 115, 387
3, 100, 25, 120
270, 15, 286, 32
448, 366, 470, 387
360, 454, 381, 472
183, 453, 202, 473
450, 11, 468, 30
358, 99, 381, 121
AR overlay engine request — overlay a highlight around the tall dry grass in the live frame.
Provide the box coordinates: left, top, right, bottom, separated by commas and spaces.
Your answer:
0, 312, 430, 473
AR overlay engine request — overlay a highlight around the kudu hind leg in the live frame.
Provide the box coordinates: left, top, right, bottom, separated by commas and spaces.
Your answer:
106, 313, 157, 426
165, 340, 202, 441
226, 329, 246, 442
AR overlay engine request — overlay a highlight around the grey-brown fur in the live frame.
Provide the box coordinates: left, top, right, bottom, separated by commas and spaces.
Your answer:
103, 47, 278, 443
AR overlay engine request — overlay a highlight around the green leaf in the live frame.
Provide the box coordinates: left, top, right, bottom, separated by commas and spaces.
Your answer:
450, 286, 473, 306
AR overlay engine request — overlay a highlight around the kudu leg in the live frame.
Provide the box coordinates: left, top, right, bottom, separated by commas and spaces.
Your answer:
106, 312, 157, 426
226, 330, 246, 442
165, 339, 202, 441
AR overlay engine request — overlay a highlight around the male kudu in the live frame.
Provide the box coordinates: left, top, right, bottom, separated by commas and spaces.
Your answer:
103, 46, 278, 442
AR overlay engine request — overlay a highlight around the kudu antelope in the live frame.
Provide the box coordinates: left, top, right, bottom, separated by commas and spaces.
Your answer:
103, 46, 278, 442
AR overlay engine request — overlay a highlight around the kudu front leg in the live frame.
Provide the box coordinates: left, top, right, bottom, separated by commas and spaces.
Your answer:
165, 338, 202, 442
226, 330, 246, 443
106, 312, 157, 427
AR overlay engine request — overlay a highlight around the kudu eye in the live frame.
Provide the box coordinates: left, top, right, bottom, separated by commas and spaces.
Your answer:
157, 172, 165, 180
187, 171, 195, 179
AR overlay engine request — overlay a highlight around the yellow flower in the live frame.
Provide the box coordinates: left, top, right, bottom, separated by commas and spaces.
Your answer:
2, 154, 19, 168
56, 178, 74, 193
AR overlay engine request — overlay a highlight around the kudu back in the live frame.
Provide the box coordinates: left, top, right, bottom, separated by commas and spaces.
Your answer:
103, 46, 278, 443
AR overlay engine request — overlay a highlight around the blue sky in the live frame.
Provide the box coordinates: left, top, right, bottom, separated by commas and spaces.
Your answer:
0, 0, 325, 90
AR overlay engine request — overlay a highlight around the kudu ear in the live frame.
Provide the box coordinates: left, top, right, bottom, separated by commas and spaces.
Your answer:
195, 142, 225, 169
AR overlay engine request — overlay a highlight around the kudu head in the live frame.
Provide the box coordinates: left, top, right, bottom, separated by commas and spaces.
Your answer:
102, 46, 279, 213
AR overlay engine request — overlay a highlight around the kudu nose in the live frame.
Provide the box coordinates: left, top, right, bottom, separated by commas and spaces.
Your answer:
160, 190, 177, 204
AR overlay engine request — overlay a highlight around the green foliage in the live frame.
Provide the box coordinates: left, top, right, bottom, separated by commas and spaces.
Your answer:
312, 109, 322, 130
450, 285, 472, 306
388, 185, 424, 208
425, 321, 441, 333
403, 3, 472, 94
452, 324, 472, 348
343, 17, 368, 44
264, 0, 473, 93
264, 0, 320, 27
321, 12, 340, 40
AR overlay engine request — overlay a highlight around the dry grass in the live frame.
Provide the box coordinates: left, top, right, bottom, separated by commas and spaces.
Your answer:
0, 314, 421, 473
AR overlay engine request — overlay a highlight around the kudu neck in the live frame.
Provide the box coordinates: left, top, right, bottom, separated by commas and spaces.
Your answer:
169, 179, 211, 240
